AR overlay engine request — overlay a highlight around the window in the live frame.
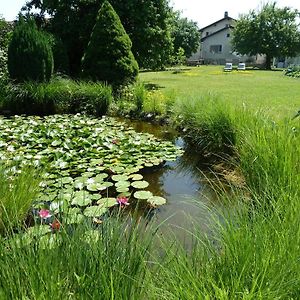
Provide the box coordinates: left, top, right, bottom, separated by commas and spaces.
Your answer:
206, 31, 209, 36
209, 45, 222, 53
227, 33, 230, 37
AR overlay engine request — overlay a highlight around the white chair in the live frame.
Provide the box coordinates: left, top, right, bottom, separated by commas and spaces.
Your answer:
224, 63, 233, 72
237, 63, 246, 70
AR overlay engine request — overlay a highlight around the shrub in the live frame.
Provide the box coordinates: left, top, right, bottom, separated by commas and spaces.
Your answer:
3, 78, 112, 116
8, 17, 53, 82
81, 1, 138, 86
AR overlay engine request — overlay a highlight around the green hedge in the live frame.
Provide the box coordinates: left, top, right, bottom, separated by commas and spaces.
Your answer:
2, 78, 112, 116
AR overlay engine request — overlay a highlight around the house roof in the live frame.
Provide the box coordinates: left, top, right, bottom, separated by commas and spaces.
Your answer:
200, 25, 234, 42
200, 16, 235, 31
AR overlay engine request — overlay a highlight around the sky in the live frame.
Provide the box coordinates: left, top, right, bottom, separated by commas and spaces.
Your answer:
1, 0, 300, 27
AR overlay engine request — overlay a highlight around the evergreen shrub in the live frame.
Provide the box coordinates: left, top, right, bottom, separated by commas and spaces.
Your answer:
8, 17, 53, 82
82, 1, 138, 86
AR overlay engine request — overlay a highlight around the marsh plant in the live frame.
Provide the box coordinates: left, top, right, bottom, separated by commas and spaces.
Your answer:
0, 167, 40, 234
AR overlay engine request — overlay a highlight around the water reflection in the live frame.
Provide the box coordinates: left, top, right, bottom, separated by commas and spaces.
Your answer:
120, 118, 222, 234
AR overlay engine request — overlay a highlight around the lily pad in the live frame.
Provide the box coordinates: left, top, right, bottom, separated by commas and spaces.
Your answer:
115, 181, 131, 188
131, 180, 149, 189
83, 206, 108, 217
97, 197, 117, 208
133, 191, 153, 200
111, 174, 129, 182
147, 196, 167, 206
130, 174, 143, 181
71, 191, 92, 207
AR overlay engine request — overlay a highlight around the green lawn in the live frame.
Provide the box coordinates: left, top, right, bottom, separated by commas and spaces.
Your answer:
140, 66, 300, 118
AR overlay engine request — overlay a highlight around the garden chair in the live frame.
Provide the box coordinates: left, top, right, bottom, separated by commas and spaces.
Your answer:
224, 63, 232, 72
237, 63, 246, 70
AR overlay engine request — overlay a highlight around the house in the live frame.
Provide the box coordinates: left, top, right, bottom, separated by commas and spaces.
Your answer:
188, 12, 265, 66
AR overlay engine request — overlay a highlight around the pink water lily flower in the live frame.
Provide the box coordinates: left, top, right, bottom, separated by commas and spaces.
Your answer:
116, 196, 129, 206
39, 209, 52, 219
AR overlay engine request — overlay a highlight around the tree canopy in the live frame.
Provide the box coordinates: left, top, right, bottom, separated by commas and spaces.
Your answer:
171, 13, 200, 58
232, 2, 300, 69
24, 0, 174, 73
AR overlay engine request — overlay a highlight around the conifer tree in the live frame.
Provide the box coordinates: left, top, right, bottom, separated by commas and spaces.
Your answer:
8, 17, 53, 82
82, 1, 138, 85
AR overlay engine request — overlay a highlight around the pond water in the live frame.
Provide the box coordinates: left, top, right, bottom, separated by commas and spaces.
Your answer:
121, 119, 225, 240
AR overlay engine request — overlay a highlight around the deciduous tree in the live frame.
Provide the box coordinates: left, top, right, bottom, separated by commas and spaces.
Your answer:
232, 2, 300, 69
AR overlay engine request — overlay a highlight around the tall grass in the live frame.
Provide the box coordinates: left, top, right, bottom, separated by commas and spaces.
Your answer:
0, 167, 40, 234
173, 94, 236, 160
2, 78, 113, 116
0, 217, 155, 299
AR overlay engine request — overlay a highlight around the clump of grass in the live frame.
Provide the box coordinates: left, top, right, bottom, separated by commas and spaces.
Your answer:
2, 77, 113, 116
173, 95, 236, 160
151, 190, 300, 299
0, 217, 154, 299
0, 167, 40, 234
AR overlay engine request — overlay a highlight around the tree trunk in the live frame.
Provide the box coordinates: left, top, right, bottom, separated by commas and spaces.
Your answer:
265, 54, 272, 70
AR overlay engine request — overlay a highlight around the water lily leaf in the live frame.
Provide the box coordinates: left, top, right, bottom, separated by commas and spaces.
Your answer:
59, 177, 73, 184
115, 181, 130, 188
130, 174, 143, 181
131, 180, 149, 189
83, 206, 108, 217
133, 191, 153, 200
87, 182, 106, 192
111, 174, 129, 182
97, 197, 116, 208
116, 187, 129, 193
65, 207, 81, 215
91, 194, 102, 200
144, 163, 153, 167
71, 191, 92, 207
147, 196, 167, 206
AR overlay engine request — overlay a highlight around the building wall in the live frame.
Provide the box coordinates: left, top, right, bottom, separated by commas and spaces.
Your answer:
201, 18, 234, 40
200, 29, 241, 65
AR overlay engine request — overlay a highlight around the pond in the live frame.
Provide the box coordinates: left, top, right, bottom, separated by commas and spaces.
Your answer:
0, 114, 225, 242
121, 119, 225, 239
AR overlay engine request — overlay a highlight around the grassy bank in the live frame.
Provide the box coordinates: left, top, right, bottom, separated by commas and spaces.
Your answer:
0, 66, 299, 298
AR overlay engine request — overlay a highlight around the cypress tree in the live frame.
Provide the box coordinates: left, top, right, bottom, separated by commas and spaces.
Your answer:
8, 17, 53, 82
81, 1, 138, 85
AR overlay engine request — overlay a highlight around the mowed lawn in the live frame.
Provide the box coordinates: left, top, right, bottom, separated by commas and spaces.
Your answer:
140, 66, 300, 118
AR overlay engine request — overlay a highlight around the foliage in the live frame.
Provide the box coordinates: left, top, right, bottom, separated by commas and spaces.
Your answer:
47, 33, 69, 74
25, 0, 174, 73
0, 18, 13, 80
284, 65, 300, 77
3, 78, 112, 116
0, 218, 154, 299
171, 13, 200, 58
82, 1, 138, 86
232, 2, 300, 69
174, 95, 236, 159
0, 167, 40, 234
173, 47, 186, 66
8, 17, 53, 82
0, 114, 182, 222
